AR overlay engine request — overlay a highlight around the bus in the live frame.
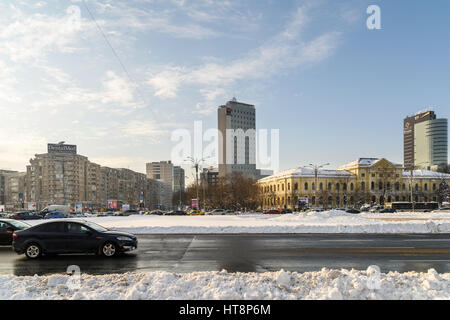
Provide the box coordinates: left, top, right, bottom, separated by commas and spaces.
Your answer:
385, 202, 439, 211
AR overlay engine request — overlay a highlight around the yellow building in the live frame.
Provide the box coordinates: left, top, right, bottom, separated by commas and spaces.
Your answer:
258, 158, 450, 210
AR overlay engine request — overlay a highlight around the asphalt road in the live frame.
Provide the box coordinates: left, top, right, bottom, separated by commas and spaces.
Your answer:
2, 234, 450, 276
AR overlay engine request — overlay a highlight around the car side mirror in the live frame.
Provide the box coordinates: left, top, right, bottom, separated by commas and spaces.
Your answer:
6, 227, 14, 233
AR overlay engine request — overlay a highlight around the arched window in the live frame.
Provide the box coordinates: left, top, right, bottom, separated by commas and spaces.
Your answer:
361, 182, 365, 191
294, 183, 298, 191
343, 183, 347, 191
328, 183, 332, 191
395, 182, 399, 191
371, 182, 375, 190
304, 183, 308, 191
424, 184, 428, 191
402, 183, 406, 191
378, 181, 383, 190
319, 183, 323, 191
336, 183, 340, 191
350, 183, 354, 191
312, 183, 315, 191
415, 184, 419, 192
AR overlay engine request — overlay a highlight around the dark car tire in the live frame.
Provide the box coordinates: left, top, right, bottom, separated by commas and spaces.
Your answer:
25, 243, 42, 259
100, 242, 118, 257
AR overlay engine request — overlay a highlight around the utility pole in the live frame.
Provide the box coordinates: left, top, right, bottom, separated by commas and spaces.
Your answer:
306, 163, 330, 208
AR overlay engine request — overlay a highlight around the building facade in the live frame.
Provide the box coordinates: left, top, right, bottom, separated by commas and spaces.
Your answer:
218, 98, 257, 178
404, 110, 448, 171
25, 144, 161, 211
258, 158, 450, 210
146, 161, 174, 210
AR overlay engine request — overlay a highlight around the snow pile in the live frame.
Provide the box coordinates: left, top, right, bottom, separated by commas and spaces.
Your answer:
25, 210, 450, 234
1, 266, 450, 300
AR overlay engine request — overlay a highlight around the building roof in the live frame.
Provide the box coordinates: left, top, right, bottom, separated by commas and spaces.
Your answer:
337, 158, 403, 170
403, 170, 450, 179
259, 167, 354, 182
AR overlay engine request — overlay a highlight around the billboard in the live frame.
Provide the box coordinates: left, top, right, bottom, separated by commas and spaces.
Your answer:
28, 203, 36, 211
48, 143, 77, 154
108, 200, 118, 209
191, 199, 199, 209
122, 204, 130, 211
298, 197, 309, 207
75, 203, 83, 213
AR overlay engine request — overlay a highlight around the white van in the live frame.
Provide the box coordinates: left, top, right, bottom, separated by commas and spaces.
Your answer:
40, 205, 71, 215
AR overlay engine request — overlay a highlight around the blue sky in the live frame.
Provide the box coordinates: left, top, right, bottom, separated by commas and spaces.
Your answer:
0, 0, 449, 181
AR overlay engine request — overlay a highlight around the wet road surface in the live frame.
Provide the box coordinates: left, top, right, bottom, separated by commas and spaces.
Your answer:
2, 234, 450, 276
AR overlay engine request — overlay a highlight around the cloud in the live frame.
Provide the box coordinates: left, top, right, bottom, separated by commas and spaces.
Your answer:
147, 4, 342, 113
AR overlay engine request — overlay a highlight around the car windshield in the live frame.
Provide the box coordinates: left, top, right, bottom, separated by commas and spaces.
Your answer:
83, 221, 108, 232
7, 220, 31, 229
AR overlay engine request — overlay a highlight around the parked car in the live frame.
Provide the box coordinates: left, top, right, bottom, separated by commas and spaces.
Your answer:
12, 219, 138, 259
281, 209, 293, 214
8, 211, 43, 220
149, 210, 165, 215
164, 210, 187, 216
206, 209, 226, 215
224, 210, 237, 215
44, 211, 68, 219
188, 209, 205, 216
263, 209, 281, 214
379, 208, 397, 213
0, 219, 31, 245
346, 208, 361, 214
113, 211, 133, 216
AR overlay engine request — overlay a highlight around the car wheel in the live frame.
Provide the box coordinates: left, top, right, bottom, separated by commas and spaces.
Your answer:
101, 242, 118, 257
25, 243, 42, 259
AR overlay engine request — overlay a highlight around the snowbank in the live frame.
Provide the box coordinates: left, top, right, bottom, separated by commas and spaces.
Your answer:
26, 210, 450, 234
2, 266, 450, 300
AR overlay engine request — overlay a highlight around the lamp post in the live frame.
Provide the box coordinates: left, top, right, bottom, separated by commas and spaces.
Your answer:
185, 156, 211, 211
306, 163, 330, 208
407, 161, 427, 213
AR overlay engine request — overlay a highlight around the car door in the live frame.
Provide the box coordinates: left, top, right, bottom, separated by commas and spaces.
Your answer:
37, 222, 67, 253
65, 222, 98, 253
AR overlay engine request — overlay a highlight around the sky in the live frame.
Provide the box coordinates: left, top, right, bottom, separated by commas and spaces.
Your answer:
0, 0, 449, 183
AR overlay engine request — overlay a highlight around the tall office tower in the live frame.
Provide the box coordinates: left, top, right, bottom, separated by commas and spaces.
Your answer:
173, 166, 185, 193
146, 161, 174, 209
218, 98, 257, 178
404, 110, 448, 171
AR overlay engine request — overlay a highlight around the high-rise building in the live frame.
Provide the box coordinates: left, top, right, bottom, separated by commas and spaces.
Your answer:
218, 98, 256, 178
200, 167, 219, 186
404, 111, 448, 171
146, 161, 174, 210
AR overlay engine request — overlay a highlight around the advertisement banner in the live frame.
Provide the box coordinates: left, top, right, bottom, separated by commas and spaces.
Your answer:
108, 200, 118, 209
75, 203, 83, 213
191, 199, 199, 209
0, 205, 5, 212
28, 203, 36, 211
122, 204, 130, 211
298, 197, 309, 206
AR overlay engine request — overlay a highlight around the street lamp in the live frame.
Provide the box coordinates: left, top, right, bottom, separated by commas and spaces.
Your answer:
185, 156, 211, 211
306, 163, 330, 208
407, 161, 428, 213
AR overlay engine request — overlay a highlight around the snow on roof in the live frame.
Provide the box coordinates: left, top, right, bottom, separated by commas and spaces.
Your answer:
338, 158, 402, 170
403, 170, 450, 179
258, 167, 353, 182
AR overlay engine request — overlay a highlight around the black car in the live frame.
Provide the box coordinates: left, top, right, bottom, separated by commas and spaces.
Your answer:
13, 219, 137, 259
379, 208, 397, 213
346, 208, 361, 214
0, 219, 31, 245
164, 210, 187, 216
280, 209, 293, 214
8, 211, 42, 220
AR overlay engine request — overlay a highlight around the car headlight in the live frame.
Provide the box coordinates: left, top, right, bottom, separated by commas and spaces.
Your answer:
116, 236, 133, 241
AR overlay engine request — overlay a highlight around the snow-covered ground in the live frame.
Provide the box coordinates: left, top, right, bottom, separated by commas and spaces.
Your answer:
26, 210, 450, 234
2, 266, 450, 300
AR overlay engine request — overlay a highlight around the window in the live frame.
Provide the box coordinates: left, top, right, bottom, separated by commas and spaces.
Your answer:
336, 183, 340, 191
371, 182, 375, 190
361, 182, 365, 191
319, 183, 323, 191
35, 223, 64, 233
343, 183, 347, 191
67, 223, 90, 234
350, 183, 354, 191
294, 183, 298, 191
424, 184, 428, 191
304, 183, 308, 191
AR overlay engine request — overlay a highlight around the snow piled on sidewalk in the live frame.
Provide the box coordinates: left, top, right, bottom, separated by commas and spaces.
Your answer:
1, 266, 450, 300
65, 210, 450, 234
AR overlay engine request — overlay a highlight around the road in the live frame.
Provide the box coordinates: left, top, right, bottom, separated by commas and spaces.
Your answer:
2, 234, 450, 276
